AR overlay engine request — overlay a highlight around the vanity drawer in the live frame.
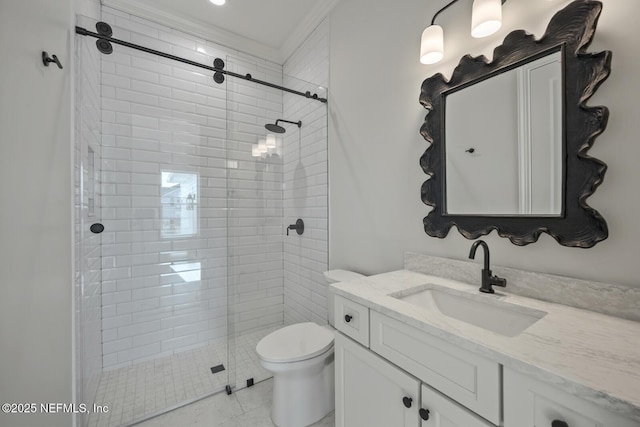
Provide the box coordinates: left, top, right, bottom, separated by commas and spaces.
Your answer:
504, 367, 638, 427
334, 295, 370, 347
370, 311, 500, 425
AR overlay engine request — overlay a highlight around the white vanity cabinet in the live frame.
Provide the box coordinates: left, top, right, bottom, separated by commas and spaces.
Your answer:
333, 293, 640, 427
335, 332, 419, 427
504, 368, 639, 427
335, 332, 493, 427
369, 311, 500, 424
420, 383, 495, 427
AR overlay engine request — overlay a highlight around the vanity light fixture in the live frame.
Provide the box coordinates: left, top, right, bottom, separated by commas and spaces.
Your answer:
420, 25, 444, 65
209, 0, 226, 5
420, 0, 507, 65
471, 0, 503, 38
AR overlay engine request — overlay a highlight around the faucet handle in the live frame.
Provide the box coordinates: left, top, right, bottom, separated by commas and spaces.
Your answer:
492, 275, 507, 287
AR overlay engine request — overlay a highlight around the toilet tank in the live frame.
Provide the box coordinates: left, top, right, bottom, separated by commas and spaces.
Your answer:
324, 270, 365, 327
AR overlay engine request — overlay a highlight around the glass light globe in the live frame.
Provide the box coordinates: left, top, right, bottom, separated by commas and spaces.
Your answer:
420, 25, 444, 65
471, 0, 502, 38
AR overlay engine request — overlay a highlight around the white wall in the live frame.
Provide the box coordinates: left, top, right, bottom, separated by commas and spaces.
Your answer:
0, 1, 73, 426
329, 0, 640, 289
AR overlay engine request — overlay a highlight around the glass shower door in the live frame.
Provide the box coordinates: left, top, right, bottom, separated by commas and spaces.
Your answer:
225, 56, 329, 391
83, 15, 235, 426
225, 56, 285, 389
74, 23, 104, 426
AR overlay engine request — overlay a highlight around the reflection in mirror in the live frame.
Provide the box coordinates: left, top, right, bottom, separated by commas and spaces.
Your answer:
445, 51, 562, 216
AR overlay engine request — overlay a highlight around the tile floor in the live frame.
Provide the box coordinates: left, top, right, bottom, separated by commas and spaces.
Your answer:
133, 378, 335, 427
89, 326, 280, 427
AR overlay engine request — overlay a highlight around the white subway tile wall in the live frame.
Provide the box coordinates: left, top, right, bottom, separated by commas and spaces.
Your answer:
282, 19, 330, 326
74, 16, 104, 427
99, 7, 285, 370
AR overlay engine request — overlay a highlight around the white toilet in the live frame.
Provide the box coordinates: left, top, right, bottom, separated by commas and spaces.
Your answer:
256, 270, 364, 427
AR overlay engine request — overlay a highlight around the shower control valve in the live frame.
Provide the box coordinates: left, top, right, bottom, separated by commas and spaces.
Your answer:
286, 219, 304, 236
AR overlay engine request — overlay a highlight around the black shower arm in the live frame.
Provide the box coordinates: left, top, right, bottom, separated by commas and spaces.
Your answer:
275, 119, 302, 128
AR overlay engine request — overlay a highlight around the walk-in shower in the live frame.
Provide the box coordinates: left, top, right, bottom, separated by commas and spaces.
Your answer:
74, 11, 329, 427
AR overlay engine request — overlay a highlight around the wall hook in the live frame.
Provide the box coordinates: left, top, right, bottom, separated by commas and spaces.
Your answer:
42, 51, 63, 69
465, 148, 475, 153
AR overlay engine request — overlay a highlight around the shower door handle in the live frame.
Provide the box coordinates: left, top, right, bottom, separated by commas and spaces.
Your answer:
90, 223, 105, 234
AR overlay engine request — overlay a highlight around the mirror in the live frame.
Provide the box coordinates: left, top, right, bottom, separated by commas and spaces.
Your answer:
445, 51, 562, 216
419, 0, 611, 247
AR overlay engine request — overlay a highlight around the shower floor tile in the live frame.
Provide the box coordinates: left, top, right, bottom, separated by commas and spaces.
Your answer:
88, 326, 280, 427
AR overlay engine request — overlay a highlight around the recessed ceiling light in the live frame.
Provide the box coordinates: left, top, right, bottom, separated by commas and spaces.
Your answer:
209, 0, 226, 5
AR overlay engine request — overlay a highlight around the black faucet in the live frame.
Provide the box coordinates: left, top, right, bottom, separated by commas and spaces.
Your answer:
468, 240, 506, 294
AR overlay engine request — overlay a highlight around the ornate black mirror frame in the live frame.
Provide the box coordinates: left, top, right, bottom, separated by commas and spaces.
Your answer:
419, 0, 611, 247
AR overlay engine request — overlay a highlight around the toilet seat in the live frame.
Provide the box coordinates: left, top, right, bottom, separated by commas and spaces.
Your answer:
256, 323, 334, 363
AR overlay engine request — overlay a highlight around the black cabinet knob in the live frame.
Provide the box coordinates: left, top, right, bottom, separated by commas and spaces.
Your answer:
402, 397, 412, 408
90, 223, 104, 234
419, 408, 430, 420
344, 315, 353, 323
552, 421, 569, 427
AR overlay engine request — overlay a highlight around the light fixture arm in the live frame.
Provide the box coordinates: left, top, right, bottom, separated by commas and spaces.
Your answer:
431, 0, 461, 25
422, 0, 508, 64
430, 0, 507, 25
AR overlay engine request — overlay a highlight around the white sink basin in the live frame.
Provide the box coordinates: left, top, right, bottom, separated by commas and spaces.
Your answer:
391, 285, 546, 337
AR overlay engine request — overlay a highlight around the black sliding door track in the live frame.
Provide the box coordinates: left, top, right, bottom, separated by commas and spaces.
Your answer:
75, 23, 327, 104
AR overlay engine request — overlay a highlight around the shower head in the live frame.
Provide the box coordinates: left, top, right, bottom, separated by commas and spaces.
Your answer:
265, 119, 302, 134
265, 123, 286, 133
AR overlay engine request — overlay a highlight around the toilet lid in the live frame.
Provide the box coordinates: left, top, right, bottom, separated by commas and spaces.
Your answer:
256, 323, 334, 363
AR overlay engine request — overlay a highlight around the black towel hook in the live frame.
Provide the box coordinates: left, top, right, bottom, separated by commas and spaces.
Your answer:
42, 51, 63, 69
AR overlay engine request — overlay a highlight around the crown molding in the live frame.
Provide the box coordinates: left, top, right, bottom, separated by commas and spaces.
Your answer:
280, 0, 340, 63
101, 0, 283, 63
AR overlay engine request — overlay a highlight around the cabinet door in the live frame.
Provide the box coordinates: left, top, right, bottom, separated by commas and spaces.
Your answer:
335, 332, 420, 427
419, 384, 495, 427
370, 311, 500, 424
504, 367, 639, 427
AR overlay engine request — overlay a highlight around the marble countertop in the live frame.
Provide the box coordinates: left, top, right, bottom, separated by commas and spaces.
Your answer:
330, 270, 640, 422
